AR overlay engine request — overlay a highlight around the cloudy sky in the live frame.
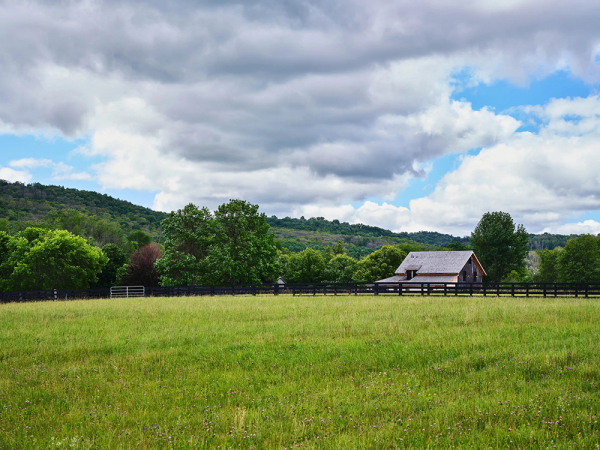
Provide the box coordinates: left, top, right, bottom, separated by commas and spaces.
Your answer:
2, 0, 600, 236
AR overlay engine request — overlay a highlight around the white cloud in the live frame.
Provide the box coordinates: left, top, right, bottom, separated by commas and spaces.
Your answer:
7, 158, 92, 181
544, 220, 600, 235
51, 162, 92, 181
9, 158, 53, 169
303, 96, 600, 235
0, 167, 32, 183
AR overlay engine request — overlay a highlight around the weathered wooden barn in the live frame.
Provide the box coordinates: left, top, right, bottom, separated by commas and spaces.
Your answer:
375, 250, 486, 284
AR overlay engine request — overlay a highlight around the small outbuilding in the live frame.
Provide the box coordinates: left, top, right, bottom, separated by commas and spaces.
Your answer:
375, 250, 486, 285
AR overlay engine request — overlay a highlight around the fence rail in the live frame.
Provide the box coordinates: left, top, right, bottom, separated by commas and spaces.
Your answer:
3, 282, 600, 304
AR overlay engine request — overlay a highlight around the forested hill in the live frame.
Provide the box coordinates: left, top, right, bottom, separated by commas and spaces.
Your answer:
0, 180, 168, 234
0, 180, 578, 253
266, 216, 470, 247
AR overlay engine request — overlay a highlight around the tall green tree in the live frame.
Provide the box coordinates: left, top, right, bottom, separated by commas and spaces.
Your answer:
155, 204, 215, 286
470, 212, 529, 282
156, 200, 279, 286
283, 248, 326, 283
534, 248, 561, 283
323, 254, 358, 283
208, 200, 279, 284
353, 246, 407, 282
556, 235, 600, 283
1, 228, 107, 290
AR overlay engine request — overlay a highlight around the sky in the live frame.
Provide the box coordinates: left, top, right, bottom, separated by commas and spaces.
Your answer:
2, 0, 600, 237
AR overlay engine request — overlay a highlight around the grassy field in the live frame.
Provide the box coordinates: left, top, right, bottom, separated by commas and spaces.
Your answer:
0, 294, 599, 449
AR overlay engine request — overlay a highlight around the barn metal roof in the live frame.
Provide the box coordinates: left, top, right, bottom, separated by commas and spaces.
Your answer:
396, 251, 487, 276
374, 275, 407, 283
404, 275, 459, 283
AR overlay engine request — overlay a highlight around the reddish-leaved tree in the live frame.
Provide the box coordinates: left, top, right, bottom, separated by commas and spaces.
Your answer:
120, 243, 162, 286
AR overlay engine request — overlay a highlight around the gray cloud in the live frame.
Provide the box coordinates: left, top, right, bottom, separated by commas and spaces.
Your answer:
1, 0, 600, 227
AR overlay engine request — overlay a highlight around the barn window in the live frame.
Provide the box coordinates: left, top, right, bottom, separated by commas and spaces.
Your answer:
462, 271, 467, 281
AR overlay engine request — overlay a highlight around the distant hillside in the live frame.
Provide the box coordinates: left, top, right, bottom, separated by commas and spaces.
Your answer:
0, 180, 167, 234
267, 216, 470, 249
0, 180, 577, 255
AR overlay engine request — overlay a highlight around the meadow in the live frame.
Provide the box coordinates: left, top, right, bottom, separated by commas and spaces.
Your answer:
0, 294, 598, 449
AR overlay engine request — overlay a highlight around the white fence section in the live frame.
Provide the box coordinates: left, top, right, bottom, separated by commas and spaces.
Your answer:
110, 286, 145, 299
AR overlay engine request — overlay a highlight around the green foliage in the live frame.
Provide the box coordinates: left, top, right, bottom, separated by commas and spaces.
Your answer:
445, 240, 470, 251
94, 244, 128, 288
323, 254, 359, 283
353, 245, 407, 282
267, 215, 471, 246
155, 204, 215, 286
127, 230, 152, 249
0, 228, 107, 290
528, 232, 577, 251
324, 240, 346, 260
0, 180, 167, 235
157, 200, 279, 286
534, 248, 561, 283
471, 211, 529, 282
281, 248, 326, 283
209, 200, 279, 285
556, 235, 600, 283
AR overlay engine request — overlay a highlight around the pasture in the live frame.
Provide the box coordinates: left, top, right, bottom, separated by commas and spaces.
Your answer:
0, 294, 599, 449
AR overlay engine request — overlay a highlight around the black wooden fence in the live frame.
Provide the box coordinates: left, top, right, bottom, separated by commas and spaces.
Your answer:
3, 282, 600, 304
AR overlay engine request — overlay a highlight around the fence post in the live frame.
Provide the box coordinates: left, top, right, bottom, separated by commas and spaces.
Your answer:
482, 283, 486, 297
543, 284, 546, 298
526, 284, 529, 298
469, 283, 473, 297
574, 284, 578, 298
585, 283, 589, 298
374, 283, 379, 296
511, 283, 515, 297
399, 283, 403, 296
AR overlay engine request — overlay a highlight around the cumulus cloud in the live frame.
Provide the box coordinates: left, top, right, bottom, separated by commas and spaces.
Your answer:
544, 220, 600, 235
7, 158, 91, 182
9, 158, 53, 169
1, 0, 600, 232
0, 167, 32, 183
301, 96, 600, 235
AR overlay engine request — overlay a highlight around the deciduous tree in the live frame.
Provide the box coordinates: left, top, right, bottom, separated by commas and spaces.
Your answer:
556, 235, 600, 283
208, 200, 279, 284
470, 212, 529, 282
155, 204, 215, 286
121, 243, 162, 286
2, 228, 107, 290
534, 248, 561, 283
353, 246, 407, 282
283, 248, 326, 283
323, 254, 358, 283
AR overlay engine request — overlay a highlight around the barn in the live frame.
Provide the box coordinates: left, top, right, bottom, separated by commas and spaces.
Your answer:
375, 250, 486, 284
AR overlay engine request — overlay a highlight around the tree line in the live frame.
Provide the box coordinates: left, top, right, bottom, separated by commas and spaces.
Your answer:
1, 193, 599, 291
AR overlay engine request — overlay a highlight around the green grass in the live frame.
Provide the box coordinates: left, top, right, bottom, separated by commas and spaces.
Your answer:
1, 295, 599, 449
